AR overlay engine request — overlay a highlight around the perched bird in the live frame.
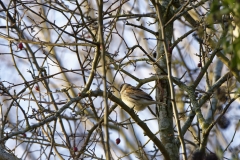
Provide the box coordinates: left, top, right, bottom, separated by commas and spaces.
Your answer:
120, 83, 165, 111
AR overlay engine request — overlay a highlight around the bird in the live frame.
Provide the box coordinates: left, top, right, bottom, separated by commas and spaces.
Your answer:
120, 83, 166, 111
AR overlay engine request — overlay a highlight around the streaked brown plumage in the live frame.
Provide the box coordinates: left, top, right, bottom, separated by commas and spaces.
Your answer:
120, 83, 165, 111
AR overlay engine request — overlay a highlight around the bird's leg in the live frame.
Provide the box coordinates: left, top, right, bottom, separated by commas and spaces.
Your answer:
131, 105, 138, 114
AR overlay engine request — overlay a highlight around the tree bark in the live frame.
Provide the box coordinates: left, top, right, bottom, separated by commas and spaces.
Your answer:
152, 1, 179, 159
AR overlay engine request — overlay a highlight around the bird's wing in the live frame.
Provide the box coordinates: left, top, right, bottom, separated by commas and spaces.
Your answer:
135, 93, 154, 101
127, 86, 154, 101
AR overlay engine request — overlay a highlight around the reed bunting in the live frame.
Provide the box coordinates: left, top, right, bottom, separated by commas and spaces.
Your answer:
120, 83, 165, 111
